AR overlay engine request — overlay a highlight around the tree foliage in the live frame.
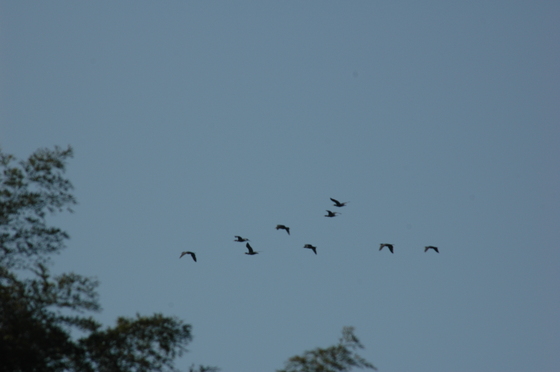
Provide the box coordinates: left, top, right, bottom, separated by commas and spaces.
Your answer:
277, 327, 376, 372
0, 145, 76, 271
0, 146, 215, 372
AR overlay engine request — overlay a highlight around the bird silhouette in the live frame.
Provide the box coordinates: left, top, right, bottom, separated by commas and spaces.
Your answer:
276, 224, 290, 235
379, 243, 394, 254
180, 251, 197, 262
324, 210, 340, 217
245, 242, 259, 255
424, 246, 439, 253
330, 197, 349, 207
234, 236, 249, 242
303, 244, 317, 255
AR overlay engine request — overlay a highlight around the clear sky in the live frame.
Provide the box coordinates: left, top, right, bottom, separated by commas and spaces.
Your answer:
1, 1, 559, 371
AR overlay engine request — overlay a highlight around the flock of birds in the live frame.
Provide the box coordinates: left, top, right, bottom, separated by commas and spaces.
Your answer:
180, 197, 440, 262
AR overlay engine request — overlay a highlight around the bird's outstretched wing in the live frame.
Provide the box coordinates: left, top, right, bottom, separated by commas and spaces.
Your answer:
425, 246, 439, 253
276, 225, 290, 234
379, 244, 394, 253
246, 242, 254, 254
180, 251, 197, 261
330, 197, 348, 207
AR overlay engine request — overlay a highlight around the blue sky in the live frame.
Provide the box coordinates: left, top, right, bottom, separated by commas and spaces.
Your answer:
1, 1, 559, 371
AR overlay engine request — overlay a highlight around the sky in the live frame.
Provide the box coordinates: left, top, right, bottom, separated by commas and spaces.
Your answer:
1, 1, 559, 371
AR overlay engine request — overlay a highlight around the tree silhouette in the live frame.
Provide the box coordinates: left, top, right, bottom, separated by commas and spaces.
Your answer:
277, 327, 376, 372
0, 146, 216, 372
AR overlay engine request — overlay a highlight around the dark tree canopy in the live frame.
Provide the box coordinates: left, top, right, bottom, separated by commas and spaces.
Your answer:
0, 145, 76, 271
277, 327, 376, 372
0, 146, 215, 372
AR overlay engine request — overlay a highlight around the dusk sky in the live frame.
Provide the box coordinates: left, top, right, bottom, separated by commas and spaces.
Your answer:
1, 2, 559, 371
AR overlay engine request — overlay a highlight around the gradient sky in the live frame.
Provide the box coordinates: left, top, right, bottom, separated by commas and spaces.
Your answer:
1, 2, 559, 371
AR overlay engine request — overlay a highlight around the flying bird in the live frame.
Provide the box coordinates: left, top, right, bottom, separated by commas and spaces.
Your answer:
245, 242, 259, 255
303, 244, 317, 255
276, 224, 290, 235
180, 251, 197, 262
324, 210, 340, 217
330, 198, 349, 207
234, 236, 249, 242
379, 243, 394, 254
424, 246, 439, 253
